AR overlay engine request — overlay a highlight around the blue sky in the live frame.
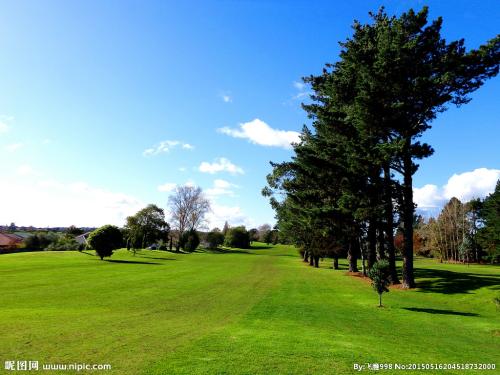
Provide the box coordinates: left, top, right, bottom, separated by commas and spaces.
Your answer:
1, 0, 499, 228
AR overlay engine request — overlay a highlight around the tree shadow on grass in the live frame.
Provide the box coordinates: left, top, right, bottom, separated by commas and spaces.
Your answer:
136, 255, 177, 261
197, 248, 252, 255
250, 245, 273, 250
103, 259, 162, 265
79, 251, 95, 256
414, 267, 500, 294
402, 307, 479, 317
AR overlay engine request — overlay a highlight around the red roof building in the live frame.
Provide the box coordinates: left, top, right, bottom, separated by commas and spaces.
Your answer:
0, 232, 23, 248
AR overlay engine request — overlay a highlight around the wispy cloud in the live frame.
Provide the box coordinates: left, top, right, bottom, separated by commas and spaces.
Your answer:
16, 164, 36, 176
219, 91, 233, 103
0, 122, 9, 134
292, 80, 311, 100
218, 118, 300, 150
0, 115, 14, 134
143, 140, 194, 156
157, 182, 177, 193
199, 157, 244, 175
5, 143, 23, 152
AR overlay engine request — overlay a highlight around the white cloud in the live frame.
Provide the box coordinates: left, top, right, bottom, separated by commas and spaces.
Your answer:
143, 140, 194, 156
179, 167, 187, 172
205, 202, 253, 230
5, 143, 23, 152
157, 182, 177, 192
206, 179, 238, 197
414, 168, 500, 214
414, 184, 443, 209
443, 168, 500, 202
0, 174, 144, 227
199, 157, 244, 175
218, 118, 300, 150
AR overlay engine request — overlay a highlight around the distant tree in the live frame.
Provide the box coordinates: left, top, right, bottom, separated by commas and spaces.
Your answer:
257, 224, 272, 243
478, 180, 500, 263
224, 226, 250, 249
66, 225, 84, 236
45, 236, 80, 251
168, 186, 210, 251
206, 229, 225, 250
248, 228, 259, 243
368, 260, 391, 307
222, 221, 230, 236
467, 198, 483, 262
8, 222, 16, 232
125, 204, 169, 252
180, 229, 200, 252
458, 234, 474, 265
24, 232, 58, 251
87, 225, 123, 260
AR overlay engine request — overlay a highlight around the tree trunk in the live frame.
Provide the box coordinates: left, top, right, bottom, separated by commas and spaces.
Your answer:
333, 255, 339, 270
379, 293, 382, 307
309, 253, 314, 266
384, 164, 400, 284
314, 255, 319, 268
401, 144, 416, 288
348, 236, 359, 272
367, 219, 377, 269
303, 250, 309, 262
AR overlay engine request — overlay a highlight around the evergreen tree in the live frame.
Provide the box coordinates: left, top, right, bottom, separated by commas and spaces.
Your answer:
478, 180, 500, 263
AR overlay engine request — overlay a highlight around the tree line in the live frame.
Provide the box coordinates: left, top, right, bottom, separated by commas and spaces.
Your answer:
411, 182, 500, 264
86, 185, 277, 259
263, 7, 499, 288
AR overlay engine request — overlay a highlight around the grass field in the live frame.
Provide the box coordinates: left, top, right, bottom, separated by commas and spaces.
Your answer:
1, 243, 499, 374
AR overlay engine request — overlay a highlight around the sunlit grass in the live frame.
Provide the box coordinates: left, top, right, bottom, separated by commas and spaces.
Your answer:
1, 244, 498, 374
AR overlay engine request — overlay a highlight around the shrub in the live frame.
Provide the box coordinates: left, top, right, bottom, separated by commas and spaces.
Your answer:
87, 225, 123, 260
23, 232, 58, 251
224, 226, 250, 249
368, 260, 391, 307
206, 230, 225, 250
45, 236, 80, 251
180, 229, 200, 252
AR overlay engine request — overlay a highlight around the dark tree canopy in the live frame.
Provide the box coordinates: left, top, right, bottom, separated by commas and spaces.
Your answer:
180, 229, 200, 253
88, 225, 123, 260
478, 180, 500, 262
125, 204, 169, 250
224, 226, 250, 249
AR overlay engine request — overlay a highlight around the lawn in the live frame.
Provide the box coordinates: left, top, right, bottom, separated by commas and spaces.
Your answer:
1, 244, 499, 374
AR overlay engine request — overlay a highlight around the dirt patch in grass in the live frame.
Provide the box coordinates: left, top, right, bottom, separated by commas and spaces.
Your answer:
345, 271, 406, 291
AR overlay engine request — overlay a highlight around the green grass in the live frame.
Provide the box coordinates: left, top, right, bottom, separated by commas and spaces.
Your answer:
1, 244, 499, 374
